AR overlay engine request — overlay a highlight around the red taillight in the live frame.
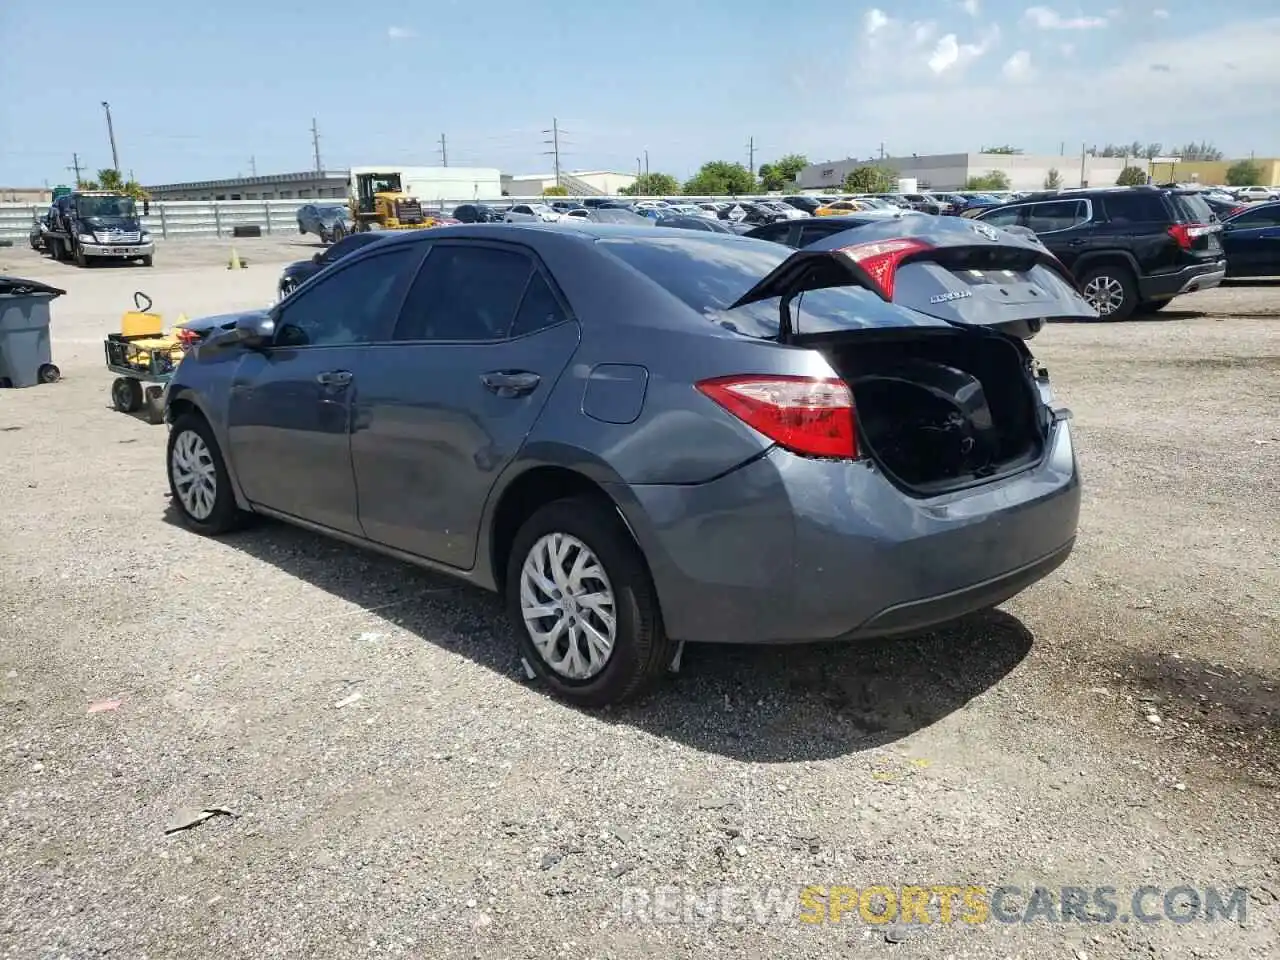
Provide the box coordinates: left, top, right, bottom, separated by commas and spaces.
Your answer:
174, 327, 201, 351
1167, 223, 1217, 250
1229, 206, 1247, 218
836, 237, 933, 299
696, 375, 858, 459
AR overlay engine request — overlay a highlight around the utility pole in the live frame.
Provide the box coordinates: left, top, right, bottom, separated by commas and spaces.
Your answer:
67, 153, 83, 185
644, 150, 649, 179
1079, 141, 1087, 188
747, 136, 755, 174
879, 142, 886, 160
311, 117, 323, 172
636, 157, 642, 188
249, 156, 257, 177
101, 102, 120, 174
439, 133, 448, 166
542, 118, 562, 188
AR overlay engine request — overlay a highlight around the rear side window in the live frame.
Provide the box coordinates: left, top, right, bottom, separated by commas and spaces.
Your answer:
598, 235, 889, 340
1025, 200, 1088, 233
1102, 191, 1169, 224
1170, 193, 1215, 224
394, 245, 533, 341
977, 206, 1023, 227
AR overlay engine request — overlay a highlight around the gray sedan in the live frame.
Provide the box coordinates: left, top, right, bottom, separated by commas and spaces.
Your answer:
163, 219, 1095, 707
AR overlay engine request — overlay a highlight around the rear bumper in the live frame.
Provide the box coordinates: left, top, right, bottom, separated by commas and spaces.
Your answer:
609, 418, 1081, 645
1138, 259, 1226, 300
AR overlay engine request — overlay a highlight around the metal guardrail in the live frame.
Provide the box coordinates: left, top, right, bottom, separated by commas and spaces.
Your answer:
0, 194, 856, 244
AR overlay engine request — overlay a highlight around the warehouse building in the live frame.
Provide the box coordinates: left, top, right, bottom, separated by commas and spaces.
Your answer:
143, 170, 351, 202
502, 170, 636, 196
797, 152, 1133, 192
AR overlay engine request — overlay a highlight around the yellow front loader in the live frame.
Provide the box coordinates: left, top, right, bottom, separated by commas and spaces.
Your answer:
349, 171, 429, 232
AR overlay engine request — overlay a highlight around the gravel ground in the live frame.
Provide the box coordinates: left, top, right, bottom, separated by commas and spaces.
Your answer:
1, 241, 1278, 959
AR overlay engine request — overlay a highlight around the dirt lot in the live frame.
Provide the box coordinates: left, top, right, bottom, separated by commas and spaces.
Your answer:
1, 239, 1277, 959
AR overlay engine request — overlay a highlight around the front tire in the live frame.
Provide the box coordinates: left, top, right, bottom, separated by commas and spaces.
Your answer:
166, 413, 248, 535
1080, 264, 1138, 321
140, 255, 153, 267
505, 496, 673, 708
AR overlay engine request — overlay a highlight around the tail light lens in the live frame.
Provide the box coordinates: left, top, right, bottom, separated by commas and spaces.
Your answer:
1167, 223, 1217, 250
1229, 205, 1247, 218
696, 375, 858, 459
835, 238, 934, 299
174, 327, 201, 351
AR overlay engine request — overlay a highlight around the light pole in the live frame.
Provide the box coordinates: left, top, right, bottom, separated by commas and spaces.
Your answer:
101, 101, 120, 174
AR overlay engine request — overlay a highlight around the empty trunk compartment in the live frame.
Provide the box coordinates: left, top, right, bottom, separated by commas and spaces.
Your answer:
821, 330, 1047, 495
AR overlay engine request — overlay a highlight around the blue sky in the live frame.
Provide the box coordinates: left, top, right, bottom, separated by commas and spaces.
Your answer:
2, 0, 1278, 187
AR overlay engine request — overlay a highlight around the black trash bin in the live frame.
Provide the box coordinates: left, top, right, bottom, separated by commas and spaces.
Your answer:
0, 276, 66, 388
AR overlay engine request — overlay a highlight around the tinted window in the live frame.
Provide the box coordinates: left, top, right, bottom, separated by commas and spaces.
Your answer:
275, 246, 419, 347
394, 245, 533, 341
1231, 204, 1280, 228
510, 272, 570, 338
1025, 200, 1088, 233
321, 232, 384, 264
799, 223, 843, 247
598, 235, 890, 339
978, 206, 1023, 227
1170, 193, 1215, 224
1103, 191, 1168, 223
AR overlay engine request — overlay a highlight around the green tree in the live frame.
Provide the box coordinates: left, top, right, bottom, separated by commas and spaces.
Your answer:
965, 170, 1011, 191
1116, 166, 1148, 186
981, 145, 1023, 155
620, 172, 681, 196
1225, 159, 1264, 187
758, 153, 809, 191
683, 161, 756, 196
842, 165, 897, 193
1044, 168, 1063, 190
542, 184, 569, 196
85, 167, 149, 199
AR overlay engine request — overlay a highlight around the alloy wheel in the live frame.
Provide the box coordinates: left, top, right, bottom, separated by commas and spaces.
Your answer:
519, 532, 617, 680
170, 430, 217, 521
1083, 275, 1125, 316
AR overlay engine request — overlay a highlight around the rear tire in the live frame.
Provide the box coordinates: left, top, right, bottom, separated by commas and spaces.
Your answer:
505, 496, 673, 708
1079, 264, 1137, 321
166, 413, 249, 536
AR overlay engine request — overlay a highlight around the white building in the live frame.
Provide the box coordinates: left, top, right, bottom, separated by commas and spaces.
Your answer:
798, 152, 1132, 192
503, 170, 636, 197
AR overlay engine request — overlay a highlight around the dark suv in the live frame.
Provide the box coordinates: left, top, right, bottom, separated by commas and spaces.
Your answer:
973, 187, 1225, 320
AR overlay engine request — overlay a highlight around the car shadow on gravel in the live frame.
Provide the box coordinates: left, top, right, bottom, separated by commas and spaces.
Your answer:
181, 511, 1034, 761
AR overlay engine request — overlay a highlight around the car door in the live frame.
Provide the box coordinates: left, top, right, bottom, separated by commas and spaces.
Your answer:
226, 243, 425, 534
1222, 205, 1280, 277
1021, 199, 1094, 271
350, 240, 580, 568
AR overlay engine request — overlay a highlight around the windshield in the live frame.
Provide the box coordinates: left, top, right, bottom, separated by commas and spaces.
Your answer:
76, 195, 136, 218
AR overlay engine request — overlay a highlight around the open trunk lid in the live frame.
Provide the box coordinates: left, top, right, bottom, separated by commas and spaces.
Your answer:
729, 216, 1098, 340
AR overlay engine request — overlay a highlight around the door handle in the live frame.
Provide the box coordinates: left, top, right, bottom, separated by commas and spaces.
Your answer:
1067, 239, 1086, 247
316, 370, 353, 387
481, 370, 541, 397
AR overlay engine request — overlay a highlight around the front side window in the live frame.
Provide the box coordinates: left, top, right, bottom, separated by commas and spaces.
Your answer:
1231, 205, 1280, 229
275, 246, 420, 348
977, 205, 1024, 227
1025, 200, 1088, 233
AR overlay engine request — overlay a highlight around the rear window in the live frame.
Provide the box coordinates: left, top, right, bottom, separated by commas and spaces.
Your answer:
1170, 193, 1215, 224
596, 235, 892, 340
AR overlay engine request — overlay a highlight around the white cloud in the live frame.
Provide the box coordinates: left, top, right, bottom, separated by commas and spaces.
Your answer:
1060, 42, 1076, 56
962, 0, 980, 15
1003, 50, 1033, 79
1024, 6, 1109, 30
1153, 8, 1169, 18
864, 8, 889, 35
387, 26, 416, 40
928, 27, 1000, 75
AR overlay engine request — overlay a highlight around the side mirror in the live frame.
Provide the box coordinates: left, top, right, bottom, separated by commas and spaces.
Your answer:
313, 252, 324, 263
213, 313, 275, 349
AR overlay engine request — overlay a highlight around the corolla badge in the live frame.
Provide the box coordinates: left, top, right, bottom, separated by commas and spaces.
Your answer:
969, 221, 1001, 241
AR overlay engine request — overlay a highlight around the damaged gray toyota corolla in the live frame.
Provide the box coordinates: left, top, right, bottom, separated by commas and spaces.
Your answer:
163, 220, 1097, 708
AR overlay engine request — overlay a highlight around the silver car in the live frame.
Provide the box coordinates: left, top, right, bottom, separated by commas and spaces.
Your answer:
163, 218, 1096, 707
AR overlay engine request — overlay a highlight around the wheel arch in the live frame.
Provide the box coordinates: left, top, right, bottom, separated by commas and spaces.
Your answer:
482, 444, 650, 596
165, 387, 253, 511
1073, 250, 1141, 277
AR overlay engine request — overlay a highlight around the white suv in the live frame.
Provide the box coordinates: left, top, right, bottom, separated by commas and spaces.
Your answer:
1234, 185, 1278, 202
